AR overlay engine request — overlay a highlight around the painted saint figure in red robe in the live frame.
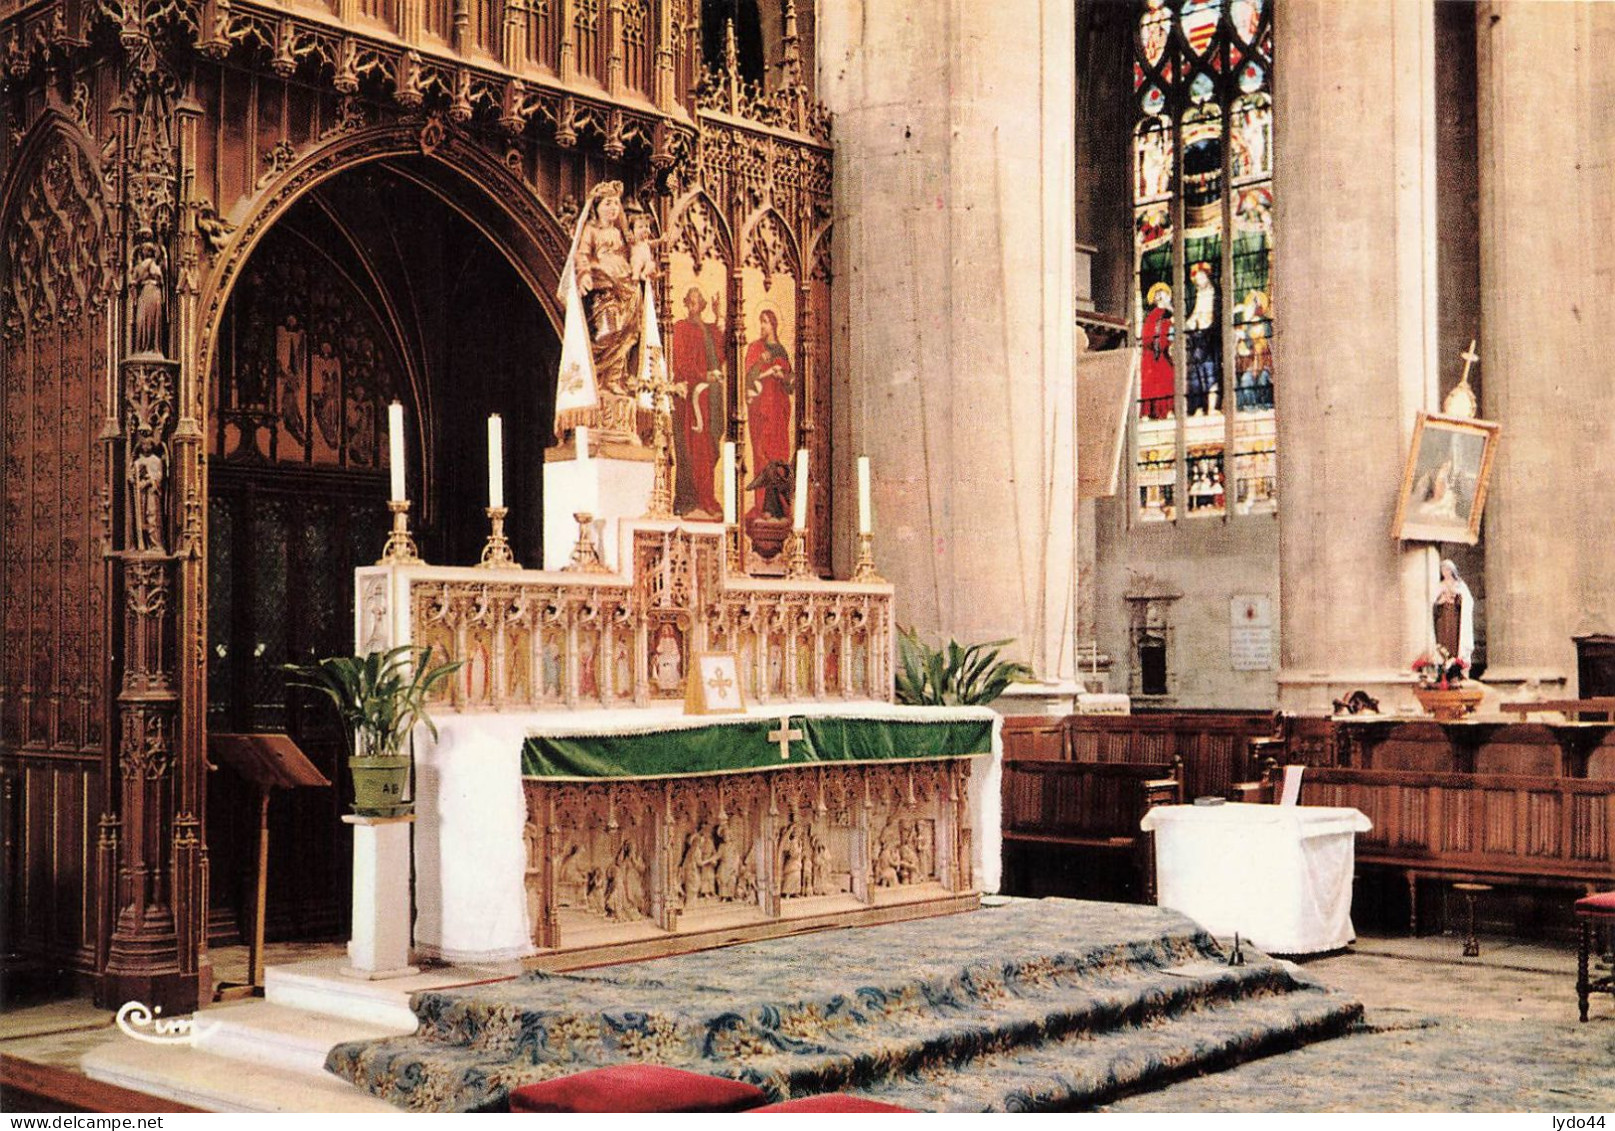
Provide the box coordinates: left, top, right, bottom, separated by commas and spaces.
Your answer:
744, 308, 794, 520
1139, 281, 1174, 420
670, 287, 727, 518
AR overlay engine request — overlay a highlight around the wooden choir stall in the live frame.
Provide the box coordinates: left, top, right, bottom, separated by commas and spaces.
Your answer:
355, 520, 1002, 967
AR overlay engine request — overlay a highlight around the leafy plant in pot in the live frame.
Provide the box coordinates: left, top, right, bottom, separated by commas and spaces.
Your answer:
893, 626, 1033, 707
283, 645, 464, 817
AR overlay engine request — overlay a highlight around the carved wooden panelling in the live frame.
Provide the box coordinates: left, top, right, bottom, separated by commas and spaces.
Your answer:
1, 122, 115, 977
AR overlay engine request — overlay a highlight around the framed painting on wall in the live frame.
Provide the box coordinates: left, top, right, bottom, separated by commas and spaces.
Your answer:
1392, 412, 1500, 545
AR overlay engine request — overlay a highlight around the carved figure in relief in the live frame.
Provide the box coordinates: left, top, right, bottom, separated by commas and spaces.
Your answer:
566, 181, 642, 395
652, 623, 684, 691
556, 843, 587, 907
130, 243, 166, 356
912, 819, 934, 880
715, 815, 746, 900
584, 865, 607, 915
898, 823, 921, 884
679, 821, 717, 906
128, 436, 167, 553
874, 820, 902, 887
809, 829, 833, 896
778, 816, 807, 897
604, 839, 646, 921
360, 583, 389, 654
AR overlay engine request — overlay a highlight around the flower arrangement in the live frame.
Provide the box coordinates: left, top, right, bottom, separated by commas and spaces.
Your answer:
1411, 646, 1468, 690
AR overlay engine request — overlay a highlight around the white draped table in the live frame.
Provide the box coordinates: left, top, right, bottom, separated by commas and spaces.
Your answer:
1140, 802, 1372, 955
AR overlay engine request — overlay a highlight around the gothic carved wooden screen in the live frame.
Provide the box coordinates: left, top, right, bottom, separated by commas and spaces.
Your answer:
1, 121, 116, 972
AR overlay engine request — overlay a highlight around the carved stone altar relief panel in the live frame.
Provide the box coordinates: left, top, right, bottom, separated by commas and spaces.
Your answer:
772, 769, 853, 902
546, 780, 657, 930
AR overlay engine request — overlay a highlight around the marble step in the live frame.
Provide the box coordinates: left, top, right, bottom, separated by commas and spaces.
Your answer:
266, 956, 520, 1030
81, 1037, 405, 1114
191, 1001, 416, 1075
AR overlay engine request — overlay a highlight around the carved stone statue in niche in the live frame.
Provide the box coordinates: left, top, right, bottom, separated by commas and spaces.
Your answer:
523, 822, 543, 935
130, 242, 166, 357
128, 435, 167, 553
556, 841, 588, 908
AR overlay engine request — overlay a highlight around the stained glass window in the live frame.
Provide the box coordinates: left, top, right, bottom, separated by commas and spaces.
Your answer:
1131, 0, 1276, 522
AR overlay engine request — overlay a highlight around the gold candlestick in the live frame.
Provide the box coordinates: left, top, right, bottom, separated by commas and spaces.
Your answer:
851, 531, 885, 583
377, 499, 422, 566
725, 523, 744, 575
477, 506, 519, 569
566, 511, 610, 573
786, 528, 813, 580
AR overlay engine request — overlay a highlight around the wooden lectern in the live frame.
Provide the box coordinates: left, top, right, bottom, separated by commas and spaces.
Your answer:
208, 732, 330, 1000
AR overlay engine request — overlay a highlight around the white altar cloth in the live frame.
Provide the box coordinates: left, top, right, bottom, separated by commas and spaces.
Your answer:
411, 702, 1003, 963
1140, 802, 1372, 955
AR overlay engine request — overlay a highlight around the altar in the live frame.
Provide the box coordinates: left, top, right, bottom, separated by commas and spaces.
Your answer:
355, 515, 1003, 967
411, 703, 999, 964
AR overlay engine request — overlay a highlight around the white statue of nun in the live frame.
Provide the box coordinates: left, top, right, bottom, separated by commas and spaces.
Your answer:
1433, 558, 1475, 666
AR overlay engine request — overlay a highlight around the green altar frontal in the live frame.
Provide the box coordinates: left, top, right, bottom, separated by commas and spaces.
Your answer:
522, 714, 996, 780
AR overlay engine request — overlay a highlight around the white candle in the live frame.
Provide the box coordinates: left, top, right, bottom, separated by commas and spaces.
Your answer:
722, 441, 736, 525
487, 414, 504, 509
576, 425, 590, 462
857, 455, 872, 535
792, 448, 809, 532
388, 401, 406, 502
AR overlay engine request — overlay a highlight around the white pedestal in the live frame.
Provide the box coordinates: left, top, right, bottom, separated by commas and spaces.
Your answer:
543, 454, 654, 572
342, 814, 419, 980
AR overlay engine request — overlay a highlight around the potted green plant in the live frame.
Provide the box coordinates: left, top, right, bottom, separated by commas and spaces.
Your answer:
283, 644, 464, 817
893, 626, 1034, 707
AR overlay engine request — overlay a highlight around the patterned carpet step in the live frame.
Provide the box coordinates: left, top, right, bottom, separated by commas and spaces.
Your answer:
325, 900, 1363, 1112
832, 982, 1360, 1111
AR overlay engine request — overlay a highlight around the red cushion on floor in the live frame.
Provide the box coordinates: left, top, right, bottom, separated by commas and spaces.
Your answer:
750, 1095, 917, 1113
1575, 891, 1615, 916
508, 1065, 767, 1113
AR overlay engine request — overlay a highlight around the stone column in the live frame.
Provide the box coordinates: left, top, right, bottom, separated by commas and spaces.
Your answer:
1273, 0, 1441, 711
818, 0, 1079, 692
1478, 2, 1615, 693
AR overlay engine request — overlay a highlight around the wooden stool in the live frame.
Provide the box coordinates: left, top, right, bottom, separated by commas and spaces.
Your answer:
1574, 890, 1615, 1022
1452, 882, 1491, 957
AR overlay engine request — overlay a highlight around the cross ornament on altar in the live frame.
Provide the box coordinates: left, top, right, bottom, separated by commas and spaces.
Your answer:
1459, 339, 1479, 385
768, 717, 804, 761
706, 668, 735, 700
